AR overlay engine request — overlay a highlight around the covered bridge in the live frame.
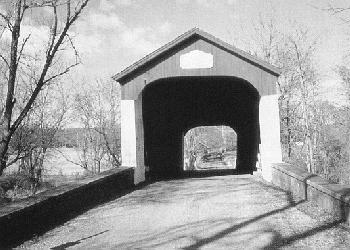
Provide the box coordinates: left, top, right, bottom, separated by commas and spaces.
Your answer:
113, 28, 282, 184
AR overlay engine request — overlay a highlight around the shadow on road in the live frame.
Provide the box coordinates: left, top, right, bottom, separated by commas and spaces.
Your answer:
50, 230, 109, 250
261, 219, 343, 250
9, 182, 149, 248
110, 177, 346, 249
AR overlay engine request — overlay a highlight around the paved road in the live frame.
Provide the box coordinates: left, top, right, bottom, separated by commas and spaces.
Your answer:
18, 175, 350, 249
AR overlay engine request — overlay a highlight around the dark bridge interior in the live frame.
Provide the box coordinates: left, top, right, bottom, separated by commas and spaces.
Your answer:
142, 76, 260, 179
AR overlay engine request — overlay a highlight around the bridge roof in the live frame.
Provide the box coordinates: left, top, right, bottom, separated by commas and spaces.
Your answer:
112, 28, 280, 83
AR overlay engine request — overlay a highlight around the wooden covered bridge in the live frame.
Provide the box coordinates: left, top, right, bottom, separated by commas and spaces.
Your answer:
113, 28, 282, 183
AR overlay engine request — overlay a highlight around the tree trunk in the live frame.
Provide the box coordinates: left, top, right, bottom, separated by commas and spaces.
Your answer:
0, 1, 23, 176
0, 139, 10, 175
188, 151, 196, 170
302, 98, 314, 173
286, 99, 292, 158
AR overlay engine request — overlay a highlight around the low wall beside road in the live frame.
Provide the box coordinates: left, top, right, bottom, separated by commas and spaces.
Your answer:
270, 163, 350, 224
0, 167, 134, 248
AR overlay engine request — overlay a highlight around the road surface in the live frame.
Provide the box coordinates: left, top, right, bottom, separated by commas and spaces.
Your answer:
18, 174, 350, 249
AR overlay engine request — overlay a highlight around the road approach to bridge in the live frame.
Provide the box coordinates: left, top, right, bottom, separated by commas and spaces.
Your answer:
18, 174, 350, 249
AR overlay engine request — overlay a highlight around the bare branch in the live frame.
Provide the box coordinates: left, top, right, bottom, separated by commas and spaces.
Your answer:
27, 0, 71, 8
16, 33, 31, 64
0, 54, 9, 69
0, 12, 13, 31
55, 148, 93, 172
10, 0, 90, 133
46, 2, 58, 57
322, 3, 350, 23
94, 128, 120, 167
43, 61, 79, 84
6, 152, 27, 167
66, 0, 71, 24
66, 33, 81, 63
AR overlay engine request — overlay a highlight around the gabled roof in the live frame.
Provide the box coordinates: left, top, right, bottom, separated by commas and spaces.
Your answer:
112, 28, 281, 83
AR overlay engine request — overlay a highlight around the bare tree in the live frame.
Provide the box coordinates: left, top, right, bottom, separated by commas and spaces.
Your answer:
184, 128, 202, 171
338, 65, 350, 104
288, 28, 319, 173
248, 16, 321, 172
61, 79, 121, 174
249, 16, 299, 159
0, 83, 69, 197
0, 0, 90, 175
324, 2, 350, 23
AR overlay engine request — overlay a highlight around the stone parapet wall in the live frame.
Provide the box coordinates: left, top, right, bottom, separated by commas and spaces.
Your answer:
271, 163, 350, 223
0, 167, 134, 248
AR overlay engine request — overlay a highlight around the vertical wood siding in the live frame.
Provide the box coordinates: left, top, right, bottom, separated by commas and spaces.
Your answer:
121, 38, 278, 100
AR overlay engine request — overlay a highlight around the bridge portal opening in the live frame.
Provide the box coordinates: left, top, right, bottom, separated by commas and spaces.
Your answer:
183, 126, 237, 172
142, 76, 260, 179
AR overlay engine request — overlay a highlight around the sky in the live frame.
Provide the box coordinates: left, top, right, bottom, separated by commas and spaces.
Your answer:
65, 0, 349, 102
2, 0, 350, 102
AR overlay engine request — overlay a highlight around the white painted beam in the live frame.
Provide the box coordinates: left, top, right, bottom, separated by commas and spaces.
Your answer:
121, 100, 145, 184
259, 94, 283, 182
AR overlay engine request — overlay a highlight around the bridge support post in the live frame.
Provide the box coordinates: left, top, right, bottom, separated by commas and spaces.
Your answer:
121, 100, 145, 184
259, 94, 282, 182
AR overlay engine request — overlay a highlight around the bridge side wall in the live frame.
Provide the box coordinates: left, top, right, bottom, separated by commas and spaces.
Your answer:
270, 163, 350, 224
0, 168, 134, 248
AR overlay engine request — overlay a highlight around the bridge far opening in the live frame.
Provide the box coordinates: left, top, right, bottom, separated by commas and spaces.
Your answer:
184, 126, 237, 172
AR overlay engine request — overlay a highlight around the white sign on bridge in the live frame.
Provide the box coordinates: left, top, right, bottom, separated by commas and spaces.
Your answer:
180, 50, 213, 69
